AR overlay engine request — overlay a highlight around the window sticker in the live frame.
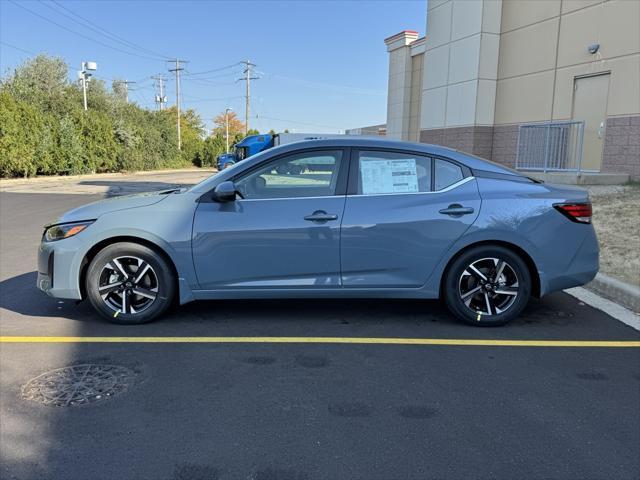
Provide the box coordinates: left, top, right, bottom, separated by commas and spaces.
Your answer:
360, 157, 419, 194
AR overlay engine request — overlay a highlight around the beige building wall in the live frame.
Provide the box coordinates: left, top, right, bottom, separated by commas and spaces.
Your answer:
385, 0, 640, 178
384, 30, 419, 140
493, 0, 639, 176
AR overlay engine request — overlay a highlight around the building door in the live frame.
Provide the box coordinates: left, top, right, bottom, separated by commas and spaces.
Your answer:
572, 73, 610, 172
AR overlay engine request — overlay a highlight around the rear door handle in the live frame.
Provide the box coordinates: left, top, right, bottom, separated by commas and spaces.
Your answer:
439, 204, 475, 216
304, 210, 338, 223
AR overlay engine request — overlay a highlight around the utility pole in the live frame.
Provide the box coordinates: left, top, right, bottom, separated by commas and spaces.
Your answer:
78, 61, 97, 111
113, 80, 136, 103
152, 75, 167, 110
168, 59, 188, 149
225, 107, 232, 153
237, 60, 259, 135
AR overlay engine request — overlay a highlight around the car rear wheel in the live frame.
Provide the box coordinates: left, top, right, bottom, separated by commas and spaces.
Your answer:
85, 242, 175, 324
443, 245, 531, 326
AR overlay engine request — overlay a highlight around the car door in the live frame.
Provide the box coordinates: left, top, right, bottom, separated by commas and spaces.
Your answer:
192, 149, 348, 290
340, 149, 481, 287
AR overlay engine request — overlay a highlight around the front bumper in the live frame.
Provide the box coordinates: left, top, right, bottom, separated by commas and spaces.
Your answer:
36, 236, 84, 300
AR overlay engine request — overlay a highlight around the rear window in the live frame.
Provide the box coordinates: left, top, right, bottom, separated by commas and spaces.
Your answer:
434, 159, 463, 190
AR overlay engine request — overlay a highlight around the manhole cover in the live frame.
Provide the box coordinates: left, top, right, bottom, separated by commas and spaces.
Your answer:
22, 364, 135, 407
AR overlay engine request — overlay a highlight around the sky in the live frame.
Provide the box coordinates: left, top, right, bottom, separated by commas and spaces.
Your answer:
0, 0, 426, 134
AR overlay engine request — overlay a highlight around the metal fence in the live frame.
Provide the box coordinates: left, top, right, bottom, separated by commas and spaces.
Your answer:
516, 120, 585, 172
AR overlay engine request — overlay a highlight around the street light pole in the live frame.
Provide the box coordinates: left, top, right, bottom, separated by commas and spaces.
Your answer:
225, 107, 232, 154
79, 61, 97, 111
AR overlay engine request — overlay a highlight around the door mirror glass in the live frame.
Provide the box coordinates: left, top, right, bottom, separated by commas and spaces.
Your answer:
212, 181, 237, 202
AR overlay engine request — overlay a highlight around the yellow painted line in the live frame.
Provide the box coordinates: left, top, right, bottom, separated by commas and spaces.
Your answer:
1, 336, 639, 347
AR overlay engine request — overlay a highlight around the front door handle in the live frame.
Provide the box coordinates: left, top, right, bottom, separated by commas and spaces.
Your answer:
439, 204, 475, 216
304, 210, 338, 223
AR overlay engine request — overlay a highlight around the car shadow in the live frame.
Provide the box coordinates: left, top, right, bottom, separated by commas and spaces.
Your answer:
0, 271, 98, 322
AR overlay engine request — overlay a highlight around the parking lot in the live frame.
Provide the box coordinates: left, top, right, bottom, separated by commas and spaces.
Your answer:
1, 187, 639, 480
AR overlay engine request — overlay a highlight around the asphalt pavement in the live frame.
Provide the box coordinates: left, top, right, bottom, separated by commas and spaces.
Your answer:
1, 190, 639, 480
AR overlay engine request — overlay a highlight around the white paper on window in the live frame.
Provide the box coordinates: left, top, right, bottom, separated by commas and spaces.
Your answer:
360, 158, 419, 194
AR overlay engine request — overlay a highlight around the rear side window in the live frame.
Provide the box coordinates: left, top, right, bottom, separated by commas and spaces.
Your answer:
356, 151, 432, 195
434, 159, 464, 190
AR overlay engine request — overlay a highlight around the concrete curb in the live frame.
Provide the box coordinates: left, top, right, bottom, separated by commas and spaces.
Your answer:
566, 286, 640, 331
585, 273, 640, 313
0, 167, 216, 186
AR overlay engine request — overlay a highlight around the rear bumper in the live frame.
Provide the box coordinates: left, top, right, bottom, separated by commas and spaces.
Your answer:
540, 226, 599, 296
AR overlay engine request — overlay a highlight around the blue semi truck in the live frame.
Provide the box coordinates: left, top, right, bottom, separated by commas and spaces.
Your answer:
216, 133, 348, 170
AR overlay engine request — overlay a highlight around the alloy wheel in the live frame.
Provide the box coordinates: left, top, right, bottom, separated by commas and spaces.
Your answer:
458, 257, 519, 316
98, 256, 159, 315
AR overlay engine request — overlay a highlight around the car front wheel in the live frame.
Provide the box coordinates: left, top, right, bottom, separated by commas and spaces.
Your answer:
443, 245, 531, 326
85, 242, 175, 324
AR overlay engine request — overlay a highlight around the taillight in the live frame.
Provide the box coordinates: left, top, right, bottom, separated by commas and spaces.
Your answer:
554, 203, 592, 224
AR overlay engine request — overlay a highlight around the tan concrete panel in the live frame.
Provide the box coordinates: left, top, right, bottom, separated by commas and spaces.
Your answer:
476, 79, 497, 125
426, 1, 453, 50
561, 0, 606, 15
501, 0, 561, 32
498, 18, 559, 79
446, 80, 478, 126
482, 0, 502, 34
451, 0, 483, 41
606, 54, 640, 116
424, 45, 450, 89
557, 0, 640, 68
421, 86, 447, 129
428, 0, 450, 11
449, 34, 481, 84
479, 33, 500, 80
495, 70, 555, 124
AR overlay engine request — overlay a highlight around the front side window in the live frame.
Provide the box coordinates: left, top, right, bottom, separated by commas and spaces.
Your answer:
357, 151, 432, 195
235, 150, 343, 199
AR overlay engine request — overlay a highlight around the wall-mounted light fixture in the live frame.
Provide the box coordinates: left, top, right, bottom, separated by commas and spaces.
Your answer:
588, 43, 600, 54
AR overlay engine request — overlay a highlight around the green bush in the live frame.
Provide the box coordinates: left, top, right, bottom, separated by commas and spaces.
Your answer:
0, 55, 206, 178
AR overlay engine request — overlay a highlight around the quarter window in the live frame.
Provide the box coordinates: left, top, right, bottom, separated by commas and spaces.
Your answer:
356, 151, 432, 195
434, 159, 464, 190
235, 150, 343, 199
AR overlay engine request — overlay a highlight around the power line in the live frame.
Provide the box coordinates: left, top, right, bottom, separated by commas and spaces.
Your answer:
255, 114, 345, 131
183, 62, 242, 76
8, 0, 165, 61
182, 95, 244, 104
263, 72, 386, 97
0, 40, 36, 56
47, 0, 172, 60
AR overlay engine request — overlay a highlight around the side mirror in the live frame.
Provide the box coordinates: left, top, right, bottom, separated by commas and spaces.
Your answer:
212, 181, 237, 202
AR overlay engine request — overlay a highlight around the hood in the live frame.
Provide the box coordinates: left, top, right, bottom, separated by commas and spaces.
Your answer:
49, 190, 172, 226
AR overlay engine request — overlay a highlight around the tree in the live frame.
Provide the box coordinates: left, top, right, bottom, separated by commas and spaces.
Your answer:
211, 110, 245, 139
0, 54, 220, 177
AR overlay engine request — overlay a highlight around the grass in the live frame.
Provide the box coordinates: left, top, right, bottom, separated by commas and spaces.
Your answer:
589, 183, 640, 287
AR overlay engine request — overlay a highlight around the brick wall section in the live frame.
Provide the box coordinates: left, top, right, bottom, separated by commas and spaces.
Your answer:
490, 125, 519, 168
602, 115, 640, 180
419, 126, 494, 159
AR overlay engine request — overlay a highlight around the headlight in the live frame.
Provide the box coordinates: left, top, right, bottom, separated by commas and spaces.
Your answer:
44, 221, 94, 242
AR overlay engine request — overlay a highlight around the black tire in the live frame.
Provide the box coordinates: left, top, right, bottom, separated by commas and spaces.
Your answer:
85, 242, 175, 324
443, 245, 531, 327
